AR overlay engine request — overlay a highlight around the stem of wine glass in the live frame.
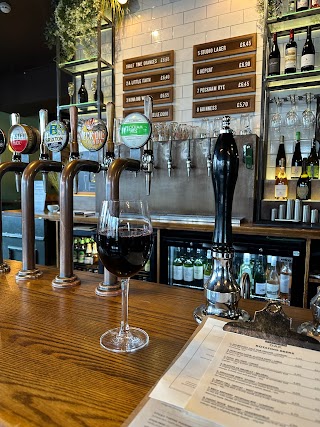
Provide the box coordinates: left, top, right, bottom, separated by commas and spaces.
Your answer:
119, 278, 130, 335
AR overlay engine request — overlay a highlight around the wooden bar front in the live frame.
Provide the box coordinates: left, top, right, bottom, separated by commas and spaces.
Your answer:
0, 261, 314, 426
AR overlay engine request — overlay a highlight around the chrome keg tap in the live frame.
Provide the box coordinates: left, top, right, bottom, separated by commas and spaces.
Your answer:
52, 106, 102, 288
16, 109, 64, 282
141, 96, 154, 195
194, 116, 248, 322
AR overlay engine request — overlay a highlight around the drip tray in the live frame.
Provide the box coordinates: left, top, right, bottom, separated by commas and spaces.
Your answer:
150, 214, 244, 226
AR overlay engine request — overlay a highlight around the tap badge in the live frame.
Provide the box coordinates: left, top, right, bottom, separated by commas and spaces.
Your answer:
79, 118, 107, 152
44, 120, 69, 152
0, 129, 6, 155
9, 124, 31, 153
120, 112, 151, 149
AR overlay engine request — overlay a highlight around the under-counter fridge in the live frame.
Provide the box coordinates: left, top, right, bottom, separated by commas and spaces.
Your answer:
159, 229, 306, 307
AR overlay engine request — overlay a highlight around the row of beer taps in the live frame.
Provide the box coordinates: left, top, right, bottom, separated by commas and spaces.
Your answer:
0, 96, 155, 296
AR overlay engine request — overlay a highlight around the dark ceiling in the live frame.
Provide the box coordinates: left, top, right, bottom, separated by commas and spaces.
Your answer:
0, 0, 69, 117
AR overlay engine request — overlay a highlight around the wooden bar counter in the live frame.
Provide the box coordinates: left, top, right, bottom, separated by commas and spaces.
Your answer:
0, 260, 314, 426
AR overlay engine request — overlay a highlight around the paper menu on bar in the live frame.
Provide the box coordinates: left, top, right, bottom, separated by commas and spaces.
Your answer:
186, 331, 320, 427
149, 317, 227, 408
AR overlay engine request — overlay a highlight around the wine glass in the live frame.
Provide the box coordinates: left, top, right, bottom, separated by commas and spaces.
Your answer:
67, 82, 75, 105
270, 97, 282, 135
302, 93, 315, 136
285, 94, 299, 129
98, 200, 154, 353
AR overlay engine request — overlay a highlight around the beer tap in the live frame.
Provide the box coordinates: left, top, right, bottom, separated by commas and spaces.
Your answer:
39, 109, 50, 192
141, 96, 154, 195
52, 106, 102, 288
16, 109, 64, 282
186, 137, 192, 178
167, 137, 173, 177
0, 113, 30, 273
96, 108, 152, 296
194, 116, 249, 322
206, 136, 212, 177
101, 102, 115, 173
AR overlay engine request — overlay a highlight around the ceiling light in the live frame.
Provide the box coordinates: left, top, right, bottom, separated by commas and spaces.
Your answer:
117, 0, 128, 4
0, 2, 11, 13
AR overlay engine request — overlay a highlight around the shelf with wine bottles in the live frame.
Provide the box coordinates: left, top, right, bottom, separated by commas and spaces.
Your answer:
268, 7, 320, 34
59, 57, 113, 75
266, 68, 320, 89
58, 101, 106, 113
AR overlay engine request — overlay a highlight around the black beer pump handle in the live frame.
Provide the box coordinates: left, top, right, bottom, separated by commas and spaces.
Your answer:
212, 118, 239, 251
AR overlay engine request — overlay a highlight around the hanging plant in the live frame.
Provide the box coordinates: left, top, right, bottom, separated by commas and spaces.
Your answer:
45, 0, 130, 62
256, 0, 282, 29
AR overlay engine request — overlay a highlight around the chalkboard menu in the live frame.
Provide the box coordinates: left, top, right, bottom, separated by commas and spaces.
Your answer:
193, 34, 256, 118
123, 51, 174, 122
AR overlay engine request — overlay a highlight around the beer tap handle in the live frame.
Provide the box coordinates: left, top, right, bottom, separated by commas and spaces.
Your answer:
106, 102, 115, 155
10, 113, 22, 192
69, 106, 80, 193
207, 137, 212, 177
167, 137, 172, 177
143, 96, 154, 195
39, 109, 49, 193
186, 138, 191, 178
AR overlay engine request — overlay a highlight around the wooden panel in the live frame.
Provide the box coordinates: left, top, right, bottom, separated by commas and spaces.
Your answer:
123, 50, 174, 74
193, 74, 256, 99
123, 87, 174, 108
193, 33, 257, 62
124, 105, 173, 122
193, 54, 256, 80
193, 95, 255, 118
123, 69, 174, 91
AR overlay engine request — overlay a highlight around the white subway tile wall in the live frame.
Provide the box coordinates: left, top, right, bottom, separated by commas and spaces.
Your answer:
112, 0, 262, 135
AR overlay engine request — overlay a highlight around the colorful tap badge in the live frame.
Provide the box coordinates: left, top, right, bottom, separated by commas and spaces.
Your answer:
0, 129, 7, 154
44, 120, 69, 152
79, 118, 107, 152
120, 112, 151, 149
9, 124, 31, 153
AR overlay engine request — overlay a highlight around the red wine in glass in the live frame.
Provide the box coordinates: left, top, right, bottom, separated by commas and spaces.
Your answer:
98, 228, 153, 278
98, 200, 153, 353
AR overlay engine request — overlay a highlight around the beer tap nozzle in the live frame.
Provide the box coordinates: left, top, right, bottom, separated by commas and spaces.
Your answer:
142, 96, 154, 195
186, 138, 192, 178
39, 109, 49, 193
207, 137, 212, 177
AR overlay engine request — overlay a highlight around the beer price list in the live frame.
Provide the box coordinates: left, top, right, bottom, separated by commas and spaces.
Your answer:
123, 51, 174, 122
193, 34, 257, 118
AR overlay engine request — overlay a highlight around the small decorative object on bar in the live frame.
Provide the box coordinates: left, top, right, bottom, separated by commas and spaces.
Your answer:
45, 0, 130, 62
194, 116, 248, 322
98, 199, 153, 352
297, 286, 320, 338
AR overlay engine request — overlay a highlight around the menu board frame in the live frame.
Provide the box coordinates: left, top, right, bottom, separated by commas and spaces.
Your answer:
193, 74, 256, 99
193, 95, 255, 118
123, 50, 174, 74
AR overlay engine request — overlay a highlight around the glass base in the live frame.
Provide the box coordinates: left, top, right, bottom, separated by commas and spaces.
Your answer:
100, 327, 149, 353
193, 303, 250, 324
297, 321, 320, 340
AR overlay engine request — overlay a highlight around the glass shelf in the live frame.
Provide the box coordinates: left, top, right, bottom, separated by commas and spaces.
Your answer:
59, 58, 113, 75
266, 68, 320, 89
58, 101, 106, 113
268, 8, 320, 33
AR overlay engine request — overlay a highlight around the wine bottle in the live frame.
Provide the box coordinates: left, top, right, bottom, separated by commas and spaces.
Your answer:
78, 72, 88, 103
266, 256, 280, 300
275, 136, 286, 178
94, 85, 104, 104
279, 259, 292, 301
275, 158, 288, 200
296, 0, 309, 10
203, 249, 212, 285
183, 248, 194, 286
307, 138, 319, 178
172, 247, 183, 286
284, 29, 297, 74
311, 0, 320, 7
296, 158, 311, 199
291, 131, 302, 178
268, 33, 280, 76
301, 27, 315, 72
193, 248, 204, 287
254, 252, 266, 297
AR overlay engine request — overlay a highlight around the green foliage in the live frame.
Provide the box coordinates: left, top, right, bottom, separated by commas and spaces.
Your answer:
45, 0, 129, 62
